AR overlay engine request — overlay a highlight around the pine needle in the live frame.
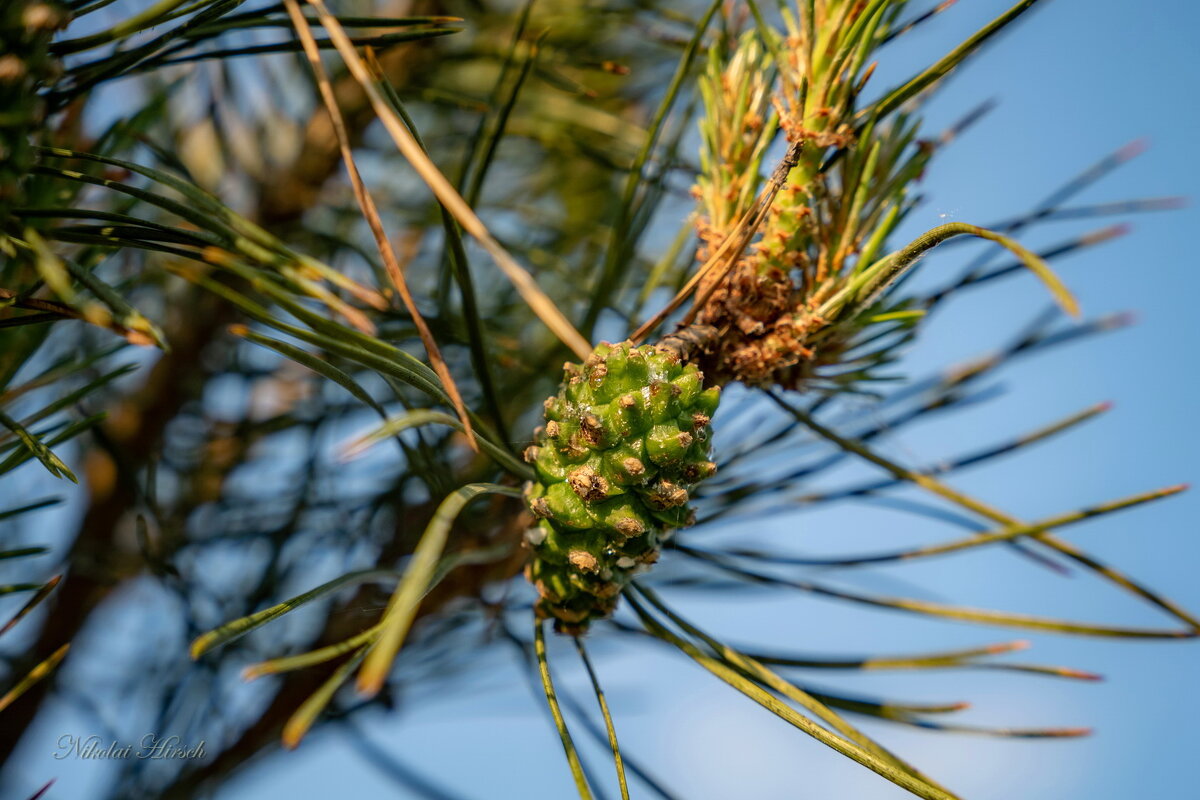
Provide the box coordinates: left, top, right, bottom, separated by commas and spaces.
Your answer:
304, 0, 592, 359
284, 0, 477, 450
773, 397, 1200, 631
0, 643, 70, 714
535, 620, 595, 800
574, 637, 630, 800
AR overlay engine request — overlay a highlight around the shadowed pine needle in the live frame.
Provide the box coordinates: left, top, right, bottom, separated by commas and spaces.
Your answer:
678, 546, 1196, 638
363, 48, 509, 443
758, 484, 1189, 568
575, 637, 630, 800
942, 138, 1154, 292
740, 639, 1033, 670
561, 695, 682, 800
168, 264, 466, 415
281, 647, 369, 749
244, 626, 383, 682
633, 583, 958, 798
0, 584, 43, 596
797, 685, 1091, 737
0, 547, 50, 559
0, 410, 76, 483
0, 575, 61, 636
866, 0, 1043, 120
340, 409, 532, 480
0, 643, 69, 714
356, 484, 521, 697
190, 568, 404, 660
284, 0, 477, 451
925, 224, 1130, 307
31, 150, 387, 332
0, 247, 163, 347
792, 401, 1113, 504
981, 197, 1186, 232
305, 0, 592, 359
586, 0, 724, 337
877, 718, 1092, 739
802, 686, 971, 717
228, 325, 387, 417
962, 662, 1103, 682
822, 223, 1080, 320
535, 621, 595, 800
882, 0, 960, 45
0, 367, 133, 461
200, 541, 514, 676
626, 588, 961, 800
0, 415, 105, 478
22, 779, 55, 800
339, 720, 476, 800
770, 394, 1200, 630
146, 29, 462, 69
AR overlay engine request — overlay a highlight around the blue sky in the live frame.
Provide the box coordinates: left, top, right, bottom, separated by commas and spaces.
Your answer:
8, 1, 1199, 798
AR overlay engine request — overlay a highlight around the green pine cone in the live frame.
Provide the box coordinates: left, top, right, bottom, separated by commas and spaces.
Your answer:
523, 340, 720, 633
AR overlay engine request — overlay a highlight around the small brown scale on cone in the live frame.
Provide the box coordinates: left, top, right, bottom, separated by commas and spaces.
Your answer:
523, 340, 720, 633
